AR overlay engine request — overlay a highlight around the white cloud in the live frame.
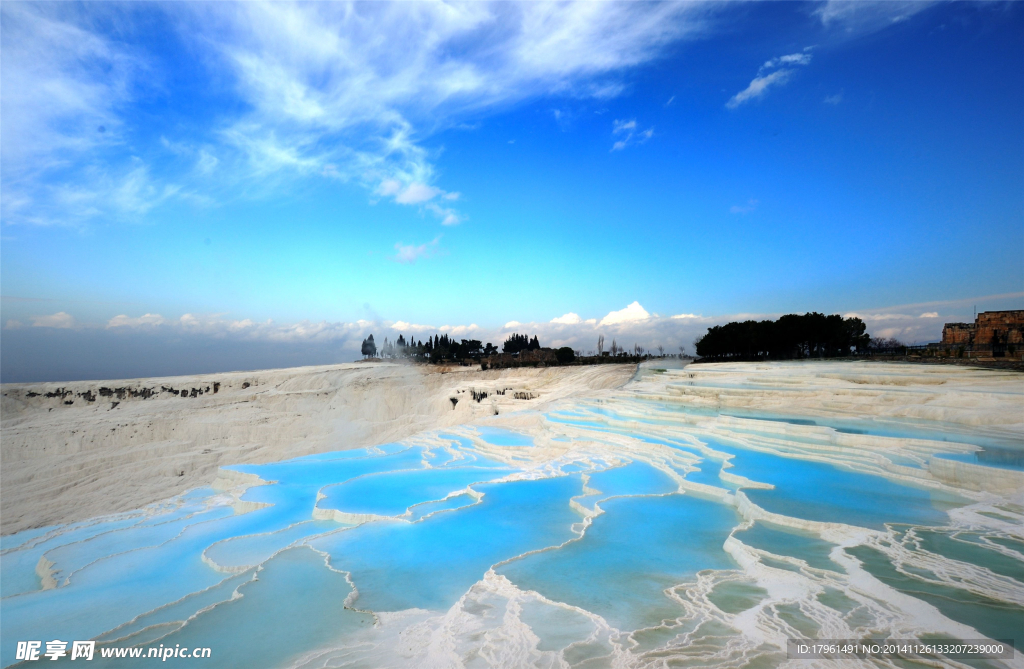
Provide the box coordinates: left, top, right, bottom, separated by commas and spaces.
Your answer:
761, 53, 812, 71
599, 301, 651, 327
726, 69, 794, 109
394, 183, 442, 205
843, 307, 954, 344
727, 48, 814, 110
391, 321, 435, 332
503, 321, 522, 329
393, 237, 441, 264
196, 149, 219, 174
671, 313, 703, 319
814, 1, 939, 33
730, 199, 758, 214
107, 313, 167, 328
5, 2, 725, 228
613, 119, 637, 133
551, 312, 582, 325
31, 312, 76, 328
376, 179, 402, 197
178, 1, 721, 227
610, 118, 654, 151
5, 320, 25, 329
426, 203, 464, 226
440, 324, 479, 336
844, 312, 913, 322
823, 92, 844, 105
0, 5, 195, 227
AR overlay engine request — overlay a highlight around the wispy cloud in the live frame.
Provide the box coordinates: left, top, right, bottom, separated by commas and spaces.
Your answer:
760, 53, 812, 71
0, 4, 186, 226
823, 91, 844, 105
814, 1, 940, 34
610, 118, 654, 151
4, 2, 724, 229
730, 199, 758, 214
393, 237, 442, 264
185, 1, 718, 223
727, 70, 793, 109
727, 49, 812, 109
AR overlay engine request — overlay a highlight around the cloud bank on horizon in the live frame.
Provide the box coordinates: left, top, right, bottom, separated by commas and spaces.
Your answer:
5, 291, 1023, 382
11, 293, 1023, 354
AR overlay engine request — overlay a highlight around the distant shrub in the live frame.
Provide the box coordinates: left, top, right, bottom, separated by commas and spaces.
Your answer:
556, 347, 575, 364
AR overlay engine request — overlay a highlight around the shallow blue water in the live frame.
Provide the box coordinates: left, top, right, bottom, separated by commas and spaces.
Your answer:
311, 474, 583, 612
499, 492, 738, 631
723, 447, 966, 530
476, 426, 536, 446
318, 465, 511, 517
584, 461, 678, 498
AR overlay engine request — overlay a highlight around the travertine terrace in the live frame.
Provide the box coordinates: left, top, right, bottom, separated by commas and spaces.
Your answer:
0, 362, 635, 534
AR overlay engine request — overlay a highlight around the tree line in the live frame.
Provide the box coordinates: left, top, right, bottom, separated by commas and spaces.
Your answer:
359, 332, 543, 363
694, 313, 870, 360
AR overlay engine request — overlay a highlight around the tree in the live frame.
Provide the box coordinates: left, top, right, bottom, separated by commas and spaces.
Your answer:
870, 336, 905, 351
693, 313, 871, 360
503, 333, 539, 355
556, 347, 575, 364
657, 345, 664, 357
597, 335, 605, 355
461, 339, 483, 358
679, 345, 687, 358
361, 334, 377, 358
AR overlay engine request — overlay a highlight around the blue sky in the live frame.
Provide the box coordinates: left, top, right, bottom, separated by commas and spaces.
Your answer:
1, 1, 1022, 380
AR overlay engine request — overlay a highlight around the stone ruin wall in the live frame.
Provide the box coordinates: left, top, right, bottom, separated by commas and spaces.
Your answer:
940, 323, 975, 346
939, 311, 1024, 354
975, 310, 1024, 346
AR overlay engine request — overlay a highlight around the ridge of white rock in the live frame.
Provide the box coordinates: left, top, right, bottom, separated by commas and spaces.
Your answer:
1, 362, 635, 535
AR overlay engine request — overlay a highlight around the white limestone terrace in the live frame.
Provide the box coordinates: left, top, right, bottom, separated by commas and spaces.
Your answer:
0, 362, 636, 535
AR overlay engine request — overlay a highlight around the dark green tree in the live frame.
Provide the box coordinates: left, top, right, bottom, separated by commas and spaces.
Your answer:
361, 334, 377, 358
694, 314, 870, 360
503, 333, 540, 354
